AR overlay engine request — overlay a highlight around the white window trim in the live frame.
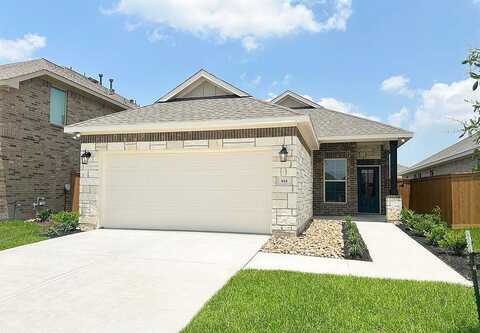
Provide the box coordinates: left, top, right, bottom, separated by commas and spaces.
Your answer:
323, 158, 347, 204
49, 86, 67, 127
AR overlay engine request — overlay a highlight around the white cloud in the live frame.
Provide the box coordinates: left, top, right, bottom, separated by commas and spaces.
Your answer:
125, 21, 142, 32
388, 106, 410, 128
412, 78, 476, 130
242, 36, 260, 51
107, 0, 352, 50
381, 75, 415, 98
241, 73, 262, 86
0, 34, 46, 62
147, 28, 167, 42
318, 97, 380, 121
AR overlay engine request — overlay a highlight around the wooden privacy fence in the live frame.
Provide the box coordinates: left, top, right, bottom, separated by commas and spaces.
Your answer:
71, 172, 80, 213
399, 173, 480, 228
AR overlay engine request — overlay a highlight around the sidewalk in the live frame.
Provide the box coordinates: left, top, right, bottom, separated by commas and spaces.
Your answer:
247, 222, 470, 286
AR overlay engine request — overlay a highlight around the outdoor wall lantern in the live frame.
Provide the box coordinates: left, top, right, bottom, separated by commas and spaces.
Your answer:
279, 145, 289, 162
81, 150, 92, 165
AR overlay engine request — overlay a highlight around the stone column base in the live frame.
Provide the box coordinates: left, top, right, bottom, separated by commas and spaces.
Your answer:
386, 195, 402, 222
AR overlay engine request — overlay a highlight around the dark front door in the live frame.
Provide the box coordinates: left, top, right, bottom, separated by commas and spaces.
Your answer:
357, 167, 380, 213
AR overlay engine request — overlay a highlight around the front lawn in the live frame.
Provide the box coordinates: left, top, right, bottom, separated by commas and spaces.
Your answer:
0, 220, 47, 251
183, 270, 478, 333
467, 228, 480, 252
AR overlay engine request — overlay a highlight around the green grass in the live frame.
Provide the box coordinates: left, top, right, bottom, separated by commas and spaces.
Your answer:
464, 228, 480, 252
183, 270, 478, 333
0, 220, 47, 251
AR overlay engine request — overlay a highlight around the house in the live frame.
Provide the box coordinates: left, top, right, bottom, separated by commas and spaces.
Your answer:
401, 136, 479, 179
397, 164, 409, 179
0, 58, 135, 219
65, 70, 413, 235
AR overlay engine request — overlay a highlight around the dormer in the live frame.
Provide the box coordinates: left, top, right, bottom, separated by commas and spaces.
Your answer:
156, 69, 249, 102
271, 90, 321, 109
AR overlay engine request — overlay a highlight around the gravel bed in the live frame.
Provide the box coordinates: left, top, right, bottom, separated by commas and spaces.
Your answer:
261, 219, 344, 258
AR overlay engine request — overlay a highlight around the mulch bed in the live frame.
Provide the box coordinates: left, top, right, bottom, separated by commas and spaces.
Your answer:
397, 224, 477, 281
342, 222, 372, 262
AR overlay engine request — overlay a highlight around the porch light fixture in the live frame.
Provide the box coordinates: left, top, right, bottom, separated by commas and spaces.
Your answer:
81, 150, 92, 165
279, 145, 288, 162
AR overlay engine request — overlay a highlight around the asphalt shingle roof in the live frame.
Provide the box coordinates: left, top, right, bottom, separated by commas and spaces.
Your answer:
0, 58, 135, 108
69, 96, 302, 129
405, 135, 479, 173
303, 107, 412, 138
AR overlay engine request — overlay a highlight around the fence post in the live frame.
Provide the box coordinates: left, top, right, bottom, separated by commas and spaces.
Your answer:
466, 230, 480, 322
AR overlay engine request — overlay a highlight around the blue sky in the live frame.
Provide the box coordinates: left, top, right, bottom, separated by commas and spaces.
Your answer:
1, 0, 479, 165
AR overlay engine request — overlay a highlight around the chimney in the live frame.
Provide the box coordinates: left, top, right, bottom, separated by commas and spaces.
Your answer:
98, 74, 103, 86
109, 78, 114, 93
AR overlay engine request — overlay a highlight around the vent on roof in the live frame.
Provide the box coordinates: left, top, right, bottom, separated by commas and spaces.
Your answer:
109, 78, 115, 94
98, 73, 103, 86
87, 77, 99, 84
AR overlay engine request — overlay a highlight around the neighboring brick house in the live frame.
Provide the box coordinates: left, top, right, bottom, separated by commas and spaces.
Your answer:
401, 136, 480, 179
65, 70, 413, 235
0, 59, 135, 219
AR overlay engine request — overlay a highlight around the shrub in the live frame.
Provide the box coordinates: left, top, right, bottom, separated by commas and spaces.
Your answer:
438, 230, 467, 255
44, 211, 79, 237
402, 207, 446, 237
36, 209, 53, 223
426, 223, 447, 246
343, 216, 370, 260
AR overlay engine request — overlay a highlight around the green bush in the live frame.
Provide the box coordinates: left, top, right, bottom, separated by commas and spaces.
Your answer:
44, 211, 79, 237
400, 208, 416, 228
438, 230, 467, 255
425, 224, 447, 246
401, 207, 446, 237
343, 216, 369, 260
36, 209, 53, 222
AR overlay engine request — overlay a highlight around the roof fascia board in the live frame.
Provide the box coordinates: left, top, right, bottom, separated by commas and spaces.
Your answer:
157, 70, 249, 102
319, 133, 413, 144
0, 70, 131, 109
65, 115, 319, 150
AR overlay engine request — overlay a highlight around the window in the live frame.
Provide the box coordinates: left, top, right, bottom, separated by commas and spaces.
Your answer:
50, 87, 66, 126
324, 159, 347, 203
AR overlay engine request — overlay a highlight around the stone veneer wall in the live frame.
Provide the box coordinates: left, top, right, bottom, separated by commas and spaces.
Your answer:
0, 77, 122, 219
79, 127, 313, 235
295, 137, 313, 233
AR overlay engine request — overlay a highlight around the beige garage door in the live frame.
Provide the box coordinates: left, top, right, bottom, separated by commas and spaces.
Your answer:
100, 149, 272, 234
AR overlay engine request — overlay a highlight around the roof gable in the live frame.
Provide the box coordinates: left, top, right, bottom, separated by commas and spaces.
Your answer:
271, 90, 321, 109
157, 69, 249, 102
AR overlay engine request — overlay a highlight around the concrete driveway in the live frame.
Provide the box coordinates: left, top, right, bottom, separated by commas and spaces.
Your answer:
0, 229, 268, 333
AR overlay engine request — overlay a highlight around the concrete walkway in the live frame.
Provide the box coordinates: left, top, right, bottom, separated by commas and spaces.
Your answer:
247, 221, 470, 286
0, 229, 269, 333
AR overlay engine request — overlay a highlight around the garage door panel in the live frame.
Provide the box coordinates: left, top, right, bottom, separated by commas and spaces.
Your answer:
101, 150, 272, 234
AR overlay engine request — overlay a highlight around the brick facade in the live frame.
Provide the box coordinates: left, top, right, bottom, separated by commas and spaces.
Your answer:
79, 128, 313, 235
0, 77, 123, 219
313, 142, 390, 216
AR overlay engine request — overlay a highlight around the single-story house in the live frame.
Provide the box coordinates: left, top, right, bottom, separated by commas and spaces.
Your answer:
65, 70, 413, 235
401, 135, 479, 179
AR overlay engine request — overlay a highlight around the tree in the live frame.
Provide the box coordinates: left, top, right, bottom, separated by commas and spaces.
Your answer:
462, 49, 480, 171
461, 48, 480, 142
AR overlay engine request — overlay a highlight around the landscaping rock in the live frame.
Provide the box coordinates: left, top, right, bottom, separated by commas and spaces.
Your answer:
262, 219, 344, 258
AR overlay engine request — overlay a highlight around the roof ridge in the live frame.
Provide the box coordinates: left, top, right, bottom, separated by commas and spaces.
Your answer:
409, 135, 478, 169
317, 107, 413, 135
